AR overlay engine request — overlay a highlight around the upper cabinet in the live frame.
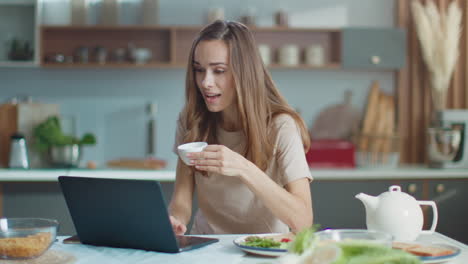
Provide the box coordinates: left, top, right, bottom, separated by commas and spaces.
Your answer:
0, 0, 41, 67
341, 28, 406, 70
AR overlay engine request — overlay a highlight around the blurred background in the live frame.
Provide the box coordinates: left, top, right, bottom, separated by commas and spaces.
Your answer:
0, 0, 396, 169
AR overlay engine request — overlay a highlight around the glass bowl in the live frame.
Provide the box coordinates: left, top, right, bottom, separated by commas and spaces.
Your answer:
316, 229, 393, 248
0, 218, 59, 260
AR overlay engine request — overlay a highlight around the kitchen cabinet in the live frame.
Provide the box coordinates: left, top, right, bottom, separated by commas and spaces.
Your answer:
38, 25, 405, 70
427, 179, 468, 244
0, 0, 41, 67
311, 180, 397, 230
341, 28, 406, 69
39, 25, 342, 69
312, 179, 468, 244
2, 181, 188, 236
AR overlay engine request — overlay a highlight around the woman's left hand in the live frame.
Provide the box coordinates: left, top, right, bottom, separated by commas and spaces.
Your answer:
187, 145, 252, 177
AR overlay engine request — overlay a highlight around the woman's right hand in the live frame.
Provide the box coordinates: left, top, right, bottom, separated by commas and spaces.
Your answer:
170, 215, 187, 235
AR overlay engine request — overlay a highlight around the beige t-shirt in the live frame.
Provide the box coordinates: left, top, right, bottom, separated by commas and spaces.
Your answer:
174, 114, 312, 234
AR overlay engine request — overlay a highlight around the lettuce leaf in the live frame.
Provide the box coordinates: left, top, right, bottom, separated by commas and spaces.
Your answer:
288, 227, 318, 255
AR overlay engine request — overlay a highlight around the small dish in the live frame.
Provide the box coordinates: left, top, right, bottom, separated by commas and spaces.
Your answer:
316, 229, 393, 247
393, 241, 461, 264
0, 218, 58, 260
233, 233, 288, 257
177, 142, 208, 165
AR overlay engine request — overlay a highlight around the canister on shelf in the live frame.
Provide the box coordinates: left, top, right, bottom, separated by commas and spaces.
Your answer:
305, 44, 325, 66
275, 9, 288, 27
9, 133, 29, 169
240, 7, 256, 26
278, 44, 299, 66
94, 46, 107, 64
207, 8, 224, 23
100, 0, 118, 25
258, 44, 271, 66
142, 0, 159, 25
71, 0, 87, 25
75, 46, 89, 63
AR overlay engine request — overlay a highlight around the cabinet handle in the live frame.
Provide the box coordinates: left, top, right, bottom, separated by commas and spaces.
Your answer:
370, 55, 381, 65
408, 183, 417, 194
435, 184, 445, 193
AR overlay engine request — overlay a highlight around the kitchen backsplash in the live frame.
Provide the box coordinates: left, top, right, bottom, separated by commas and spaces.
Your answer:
0, 68, 394, 168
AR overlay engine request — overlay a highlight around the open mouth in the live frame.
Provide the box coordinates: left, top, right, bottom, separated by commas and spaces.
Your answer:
204, 93, 221, 103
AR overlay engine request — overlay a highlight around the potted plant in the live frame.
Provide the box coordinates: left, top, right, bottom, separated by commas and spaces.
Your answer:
33, 116, 96, 168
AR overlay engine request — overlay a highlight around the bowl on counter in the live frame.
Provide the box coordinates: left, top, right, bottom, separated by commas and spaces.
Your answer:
316, 229, 393, 247
48, 144, 81, 168
0, 218, 59, 259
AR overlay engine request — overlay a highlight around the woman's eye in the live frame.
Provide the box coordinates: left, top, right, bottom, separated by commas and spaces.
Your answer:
214, 69, 225, 74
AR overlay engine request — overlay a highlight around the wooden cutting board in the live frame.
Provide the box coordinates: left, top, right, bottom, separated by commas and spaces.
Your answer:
310, 90, 361, 140
359, 81, 381, 151
0, 104, 17, 167
107, 158, 167, 170
0, 103, 59, 168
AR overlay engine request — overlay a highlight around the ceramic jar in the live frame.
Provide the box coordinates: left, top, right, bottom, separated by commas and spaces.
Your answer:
305, 44, 325, 66
258, 44, 271, 66
278, 45, 299, 66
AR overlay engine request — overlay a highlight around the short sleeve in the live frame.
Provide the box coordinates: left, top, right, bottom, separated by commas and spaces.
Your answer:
172, 114, 186, 154
273, 114, 312, 186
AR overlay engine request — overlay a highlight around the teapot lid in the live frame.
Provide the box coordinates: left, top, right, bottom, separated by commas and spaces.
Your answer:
381, 185, 415, 201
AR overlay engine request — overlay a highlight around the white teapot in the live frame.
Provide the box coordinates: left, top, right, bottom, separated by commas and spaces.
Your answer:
355, 185, 438, 241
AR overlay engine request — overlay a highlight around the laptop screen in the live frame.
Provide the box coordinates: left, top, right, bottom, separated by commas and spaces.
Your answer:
59, 176, 217, 253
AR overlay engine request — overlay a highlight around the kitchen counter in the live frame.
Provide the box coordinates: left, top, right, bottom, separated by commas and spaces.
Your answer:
0, 166, 468, 181
28, 233, 468, 264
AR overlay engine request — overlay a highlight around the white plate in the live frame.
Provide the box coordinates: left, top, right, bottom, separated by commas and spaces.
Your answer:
419, 243, 461, 264
395, 242, 461, 264
233, 234, 289, 257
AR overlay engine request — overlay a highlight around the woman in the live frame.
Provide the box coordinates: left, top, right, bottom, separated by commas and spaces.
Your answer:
169, 20, 313, 235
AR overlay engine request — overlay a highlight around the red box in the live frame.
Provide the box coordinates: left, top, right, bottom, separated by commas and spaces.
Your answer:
306, 139, 356, 168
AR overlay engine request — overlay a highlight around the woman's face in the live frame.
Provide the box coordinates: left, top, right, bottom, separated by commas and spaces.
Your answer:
193, 40, 236, 113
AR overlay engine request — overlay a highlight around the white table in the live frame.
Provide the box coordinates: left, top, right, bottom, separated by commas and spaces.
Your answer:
37, 233, 468, 264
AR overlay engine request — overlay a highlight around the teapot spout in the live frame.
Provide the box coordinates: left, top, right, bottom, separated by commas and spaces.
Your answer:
355, 193, 379, 212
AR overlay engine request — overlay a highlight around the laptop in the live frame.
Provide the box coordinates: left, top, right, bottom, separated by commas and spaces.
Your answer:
58, 176, 218, 253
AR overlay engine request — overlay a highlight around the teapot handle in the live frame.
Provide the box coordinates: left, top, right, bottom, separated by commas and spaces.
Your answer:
418, 201, 438, 234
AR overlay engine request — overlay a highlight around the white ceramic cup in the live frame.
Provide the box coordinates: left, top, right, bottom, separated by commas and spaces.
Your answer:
177, 142, 208, 166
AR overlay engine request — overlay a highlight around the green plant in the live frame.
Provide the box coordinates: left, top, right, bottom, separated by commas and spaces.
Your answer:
33, 116, 96, 152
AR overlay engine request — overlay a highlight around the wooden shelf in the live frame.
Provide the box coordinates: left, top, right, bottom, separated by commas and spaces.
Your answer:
0, 61, 38, 68
41, 62, 341, 70
40, 25, 342, 69
42, 62, 183, 69
268, 63, 341, 70
0, 0, 35, 6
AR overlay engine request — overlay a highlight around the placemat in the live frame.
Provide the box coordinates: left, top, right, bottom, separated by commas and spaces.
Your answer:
1, 250, 76, 264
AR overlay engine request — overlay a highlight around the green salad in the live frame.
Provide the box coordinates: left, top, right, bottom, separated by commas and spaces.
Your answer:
242, 236, 291, 249
280, 228, 423, 264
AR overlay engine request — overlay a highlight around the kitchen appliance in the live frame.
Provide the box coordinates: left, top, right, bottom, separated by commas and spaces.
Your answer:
306, 139, 355, 168
428, 110, 468, 169
8, 132, 29, 169
355, 185, 438, 241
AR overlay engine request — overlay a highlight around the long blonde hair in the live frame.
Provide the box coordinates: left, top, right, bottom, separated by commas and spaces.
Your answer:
181, 20, 310, 171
